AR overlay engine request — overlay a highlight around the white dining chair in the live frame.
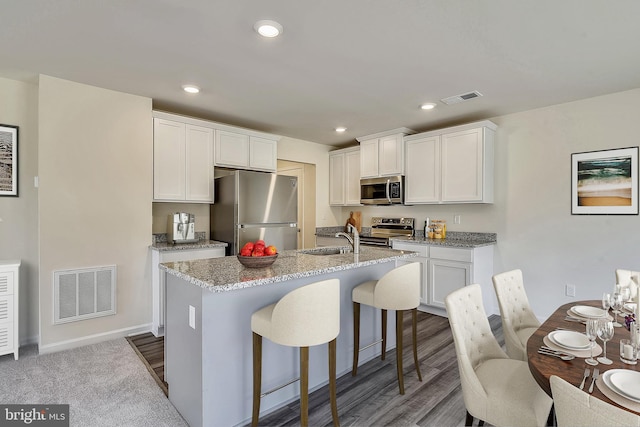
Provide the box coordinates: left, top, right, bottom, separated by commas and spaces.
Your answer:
615, 269, 639, 300
550, 375, 640, 427
445, 284, 552, 427
492, 269, 540, 361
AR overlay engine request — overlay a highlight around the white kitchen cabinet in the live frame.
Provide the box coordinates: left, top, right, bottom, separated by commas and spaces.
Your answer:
151, 247, 225, 337
404, 120, 496, 204
215, 131, 277, 172
329, 146, 361, 206
357, 128, 415, 178
153, 118, 214, 203
391, 242, 495, 316
0, 260, 20, 360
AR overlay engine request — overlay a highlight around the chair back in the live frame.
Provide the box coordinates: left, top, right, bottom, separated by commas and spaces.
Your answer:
615, 269, 639, 300
550, 375, 640, 427
492, 269, 540, 360
445, 284, 508, 415
270, 279, 340, 347
373, 262, 421, 310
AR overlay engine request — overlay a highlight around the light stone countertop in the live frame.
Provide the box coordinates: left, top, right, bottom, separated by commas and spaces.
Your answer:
159, 246, 418, 293
388, 235, 496, 248
150, 239, 228, 252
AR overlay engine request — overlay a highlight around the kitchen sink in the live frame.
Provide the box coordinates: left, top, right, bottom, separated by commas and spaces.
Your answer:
301, 247, 352, 256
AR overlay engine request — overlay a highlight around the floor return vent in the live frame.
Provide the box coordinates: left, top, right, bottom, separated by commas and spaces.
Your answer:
53, 265, 116, 324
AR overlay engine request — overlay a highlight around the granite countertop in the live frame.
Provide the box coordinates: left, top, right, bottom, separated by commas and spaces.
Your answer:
159, 246, 418, 293
150, 240, 228, 252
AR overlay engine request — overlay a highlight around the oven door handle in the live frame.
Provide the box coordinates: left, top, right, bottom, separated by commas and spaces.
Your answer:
386, 178, 391, 204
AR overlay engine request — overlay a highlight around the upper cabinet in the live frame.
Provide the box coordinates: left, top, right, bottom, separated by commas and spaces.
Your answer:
215, 131, 277, 172
404, 120, 496, 204
153, 118, 214, 203
357, 128, 415, 178
329, 146, 361, 206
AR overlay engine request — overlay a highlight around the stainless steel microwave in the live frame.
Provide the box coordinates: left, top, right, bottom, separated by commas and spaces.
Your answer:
360, 176, 404, 205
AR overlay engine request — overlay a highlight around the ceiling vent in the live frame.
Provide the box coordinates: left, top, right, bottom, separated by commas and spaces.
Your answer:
440, 91, 483, 105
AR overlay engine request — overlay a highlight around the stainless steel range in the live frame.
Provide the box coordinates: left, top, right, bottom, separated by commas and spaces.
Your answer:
359, 217, 415, 247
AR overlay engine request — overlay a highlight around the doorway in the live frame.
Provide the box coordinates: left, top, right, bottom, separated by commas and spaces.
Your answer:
277, 160, 316, 249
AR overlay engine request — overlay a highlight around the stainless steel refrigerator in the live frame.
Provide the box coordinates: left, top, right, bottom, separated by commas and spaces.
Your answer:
210, 170, 298, 255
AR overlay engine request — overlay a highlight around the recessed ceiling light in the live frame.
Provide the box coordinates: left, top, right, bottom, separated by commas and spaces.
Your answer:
420, 103, 436, 110
254, 20, 283, 38
182, 85, 200, 94
335, 127, 347, 133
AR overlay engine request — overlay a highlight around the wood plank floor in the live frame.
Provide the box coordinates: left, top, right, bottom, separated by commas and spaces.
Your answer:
128, 312, 504, 426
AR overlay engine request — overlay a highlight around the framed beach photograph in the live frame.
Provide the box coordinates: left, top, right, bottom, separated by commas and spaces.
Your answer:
0, 124, 18, 197
571, 146, 639, 215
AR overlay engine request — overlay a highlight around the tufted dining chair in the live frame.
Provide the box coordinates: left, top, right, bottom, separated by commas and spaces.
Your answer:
615, 269, 639, 300
550, 375, 640, 427
492, 269, 540, 361
446, 284, 552, 427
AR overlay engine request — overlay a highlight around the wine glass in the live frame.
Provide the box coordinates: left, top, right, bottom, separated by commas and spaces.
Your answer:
585, 319, 599, 366
611, 292, 623, 327
602, 292, 612, 312
621, 286, 631, 303
596, 319, 614, 365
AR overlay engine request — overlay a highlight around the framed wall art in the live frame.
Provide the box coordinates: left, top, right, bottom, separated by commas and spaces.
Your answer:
571, 146, 639, 215
0, 124, 18, 197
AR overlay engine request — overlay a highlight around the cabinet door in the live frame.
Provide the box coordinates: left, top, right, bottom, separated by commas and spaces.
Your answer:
428, 259, 471, 309
405, 136, 440, 203
378, 134, 403, 176
215, 130, 249, 168
344, 149, 361, 205
359, 139, 379, 178
441, 128, 483, 202
249, 136, 277, 171
153, 119, 186, 201
185, 125, 214, 202
329, 153, 345, 205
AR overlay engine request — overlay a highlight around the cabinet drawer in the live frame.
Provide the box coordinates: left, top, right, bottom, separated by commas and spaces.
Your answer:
429, 246, 472, 262
392, 242, 428, 257
0, 271, 14, 296
0, 296, 14, 324
0, 322, 14, 352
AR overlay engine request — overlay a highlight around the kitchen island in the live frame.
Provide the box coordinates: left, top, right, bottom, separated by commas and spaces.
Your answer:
159, 246, 418, 427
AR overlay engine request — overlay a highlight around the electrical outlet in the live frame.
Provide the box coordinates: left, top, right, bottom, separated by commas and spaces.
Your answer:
189, 305, 196, 329
565, 284, 576, 297
453, 214, 461, 224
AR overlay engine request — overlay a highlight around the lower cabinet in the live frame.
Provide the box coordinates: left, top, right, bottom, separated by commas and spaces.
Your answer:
392, 242, 495, 316
151, 247, 225, 337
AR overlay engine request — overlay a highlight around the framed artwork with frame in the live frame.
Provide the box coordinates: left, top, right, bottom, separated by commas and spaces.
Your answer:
571, 146, 639, 215
0, 124, 18, 197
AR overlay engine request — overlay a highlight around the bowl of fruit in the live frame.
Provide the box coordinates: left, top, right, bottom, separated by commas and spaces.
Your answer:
237, 240, 278, 268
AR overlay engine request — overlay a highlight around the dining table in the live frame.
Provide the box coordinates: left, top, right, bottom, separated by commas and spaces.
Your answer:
527, 300, 640, 415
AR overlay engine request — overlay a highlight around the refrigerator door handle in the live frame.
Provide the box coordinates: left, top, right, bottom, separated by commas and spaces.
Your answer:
238, 223, 298, 228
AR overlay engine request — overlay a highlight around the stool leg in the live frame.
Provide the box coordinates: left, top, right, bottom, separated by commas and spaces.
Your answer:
300, 346, 309, 427
252, 332, 262, 427
381, 309, 387, 360
396, 310, 405, 394
412, 308, 422, 382
352, 302, 360, 376
328, 338, 340, 427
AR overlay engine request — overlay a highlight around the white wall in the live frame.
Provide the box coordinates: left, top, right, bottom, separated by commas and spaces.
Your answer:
38, 75, 153, 350
0, 76, 39, 345
341, 89, 640, 319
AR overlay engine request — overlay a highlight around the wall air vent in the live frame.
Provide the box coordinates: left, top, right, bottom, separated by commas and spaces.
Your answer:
53, 265, 116, 324
441, 91, 483, 105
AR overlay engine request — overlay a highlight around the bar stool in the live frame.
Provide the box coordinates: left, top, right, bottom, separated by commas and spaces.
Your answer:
251, 279, 340, 427
351, 262, 422, 395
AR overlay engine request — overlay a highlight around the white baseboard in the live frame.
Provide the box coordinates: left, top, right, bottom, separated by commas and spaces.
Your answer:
38, 323, 153, 354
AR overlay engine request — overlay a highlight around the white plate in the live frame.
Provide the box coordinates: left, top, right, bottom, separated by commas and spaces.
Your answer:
547, 330, 591, 350
624, 302, 637, 312
603, 370, 640, 403
570, 305, 607, 318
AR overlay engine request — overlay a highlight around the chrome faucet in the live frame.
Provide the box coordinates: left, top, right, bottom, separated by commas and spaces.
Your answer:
335, 223, 360, 254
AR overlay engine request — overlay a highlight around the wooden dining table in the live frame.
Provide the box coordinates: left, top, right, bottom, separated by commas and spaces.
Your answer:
527, 300, 640, 414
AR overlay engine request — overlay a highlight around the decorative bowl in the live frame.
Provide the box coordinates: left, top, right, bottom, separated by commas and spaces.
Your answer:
237, 254, 278, 268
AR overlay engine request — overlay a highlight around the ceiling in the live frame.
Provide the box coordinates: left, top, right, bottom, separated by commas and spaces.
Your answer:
1, 1, 640, 147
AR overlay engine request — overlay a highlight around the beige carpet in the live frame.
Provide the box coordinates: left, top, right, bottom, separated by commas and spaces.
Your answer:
0, 338, 187, 427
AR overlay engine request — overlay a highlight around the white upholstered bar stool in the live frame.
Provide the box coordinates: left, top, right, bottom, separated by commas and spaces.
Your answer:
351, 262, 422, 395
251, 279, 340, 427
492, 269, 540, 361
